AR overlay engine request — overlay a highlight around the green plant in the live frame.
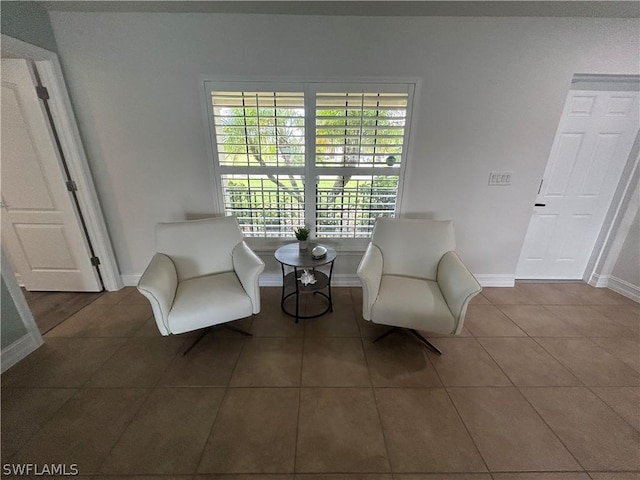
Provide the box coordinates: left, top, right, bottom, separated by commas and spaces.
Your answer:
294, 226, 310, 241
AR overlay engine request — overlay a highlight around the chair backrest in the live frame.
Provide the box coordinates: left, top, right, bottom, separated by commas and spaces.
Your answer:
371, 217, 455, 281
155, 216, 243, 281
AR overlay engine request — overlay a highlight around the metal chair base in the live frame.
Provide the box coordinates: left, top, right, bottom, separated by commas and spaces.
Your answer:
372, 327, 442, 356
182, 322, 252, 356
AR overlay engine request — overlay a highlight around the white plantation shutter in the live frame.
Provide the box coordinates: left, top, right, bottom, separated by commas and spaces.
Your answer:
209, 88, 306, 237
205, 81, 415, 239
211, 91, 305, 168
312, 87, 412, 238
315, 92, 408, 169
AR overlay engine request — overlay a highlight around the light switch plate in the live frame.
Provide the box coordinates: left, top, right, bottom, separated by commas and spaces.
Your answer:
489, 171, 513, 186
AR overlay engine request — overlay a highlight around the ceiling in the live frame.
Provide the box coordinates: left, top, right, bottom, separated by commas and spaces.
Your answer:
38, 1, 640, 18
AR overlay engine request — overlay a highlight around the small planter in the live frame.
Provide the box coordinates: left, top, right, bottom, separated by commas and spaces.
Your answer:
294, 226, 310, 252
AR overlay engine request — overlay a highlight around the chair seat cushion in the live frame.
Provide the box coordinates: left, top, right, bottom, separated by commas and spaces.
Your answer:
371, 275, 455, 334
168, 272, 253, 334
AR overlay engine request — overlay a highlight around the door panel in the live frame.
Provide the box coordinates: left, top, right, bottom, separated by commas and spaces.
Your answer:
516, 89, 639, 279
15, 224, 77, 269
1, 59, 101, 291
581, 134, 620, 195
546, 133, 583, 195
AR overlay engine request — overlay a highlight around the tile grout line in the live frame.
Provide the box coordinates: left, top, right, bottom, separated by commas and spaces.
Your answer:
293, 307, 306, 475
90, 386, 156, 475
357, 302, 394, 475
528, 335, 599, 386
3, 386, 79, 465
439, 382, 492, 475
495, 296, 588, 473
486, 287, 639, 472
93, 333, 186, 475
424, 333, 508, 475
494, 303, 586, 338
464, 301, 585, 474
192, 325, 249, 476
514, 383, 589, 473
295, 291, 318, 474
586, 385, 640, 434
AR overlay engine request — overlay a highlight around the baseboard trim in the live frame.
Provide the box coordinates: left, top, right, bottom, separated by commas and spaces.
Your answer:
121, 274, 140, 287
609, 276, 640, 303
588, 272, 610, 288
1, 333, 43, 374
589, 274, 640, 303
475, 274, 516, 287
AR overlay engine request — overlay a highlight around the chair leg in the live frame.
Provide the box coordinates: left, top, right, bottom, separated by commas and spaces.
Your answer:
183, 326, 214, 356
183, 322, 253, 356
372, 327, 400, 343
372, 327, 442, 355
222, 323, 253, 337
409, 329, 442, 356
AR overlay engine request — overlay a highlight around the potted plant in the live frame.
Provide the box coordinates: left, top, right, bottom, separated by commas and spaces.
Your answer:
294, 226, 310, 251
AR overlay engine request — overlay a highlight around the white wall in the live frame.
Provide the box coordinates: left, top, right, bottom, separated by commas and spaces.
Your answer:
1, 1, 58, 52
48, 13, 640, 283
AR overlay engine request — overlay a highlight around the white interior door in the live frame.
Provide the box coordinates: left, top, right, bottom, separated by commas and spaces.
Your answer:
516, 89, 640, 279
1, 58, 101, 291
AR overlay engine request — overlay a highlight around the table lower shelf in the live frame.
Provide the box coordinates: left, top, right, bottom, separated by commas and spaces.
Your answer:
283, 270, 330, 292
281, 270, 333, 321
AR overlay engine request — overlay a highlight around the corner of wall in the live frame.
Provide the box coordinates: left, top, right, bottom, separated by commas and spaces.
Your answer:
1, 1, 58, 53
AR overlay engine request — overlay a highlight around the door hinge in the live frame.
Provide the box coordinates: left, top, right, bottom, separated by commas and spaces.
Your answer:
66, 180, 78, 192
36, 86, 50, 100
90, 256, 101, 267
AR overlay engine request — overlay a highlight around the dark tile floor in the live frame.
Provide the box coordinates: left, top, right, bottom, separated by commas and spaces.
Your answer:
21, 289, 104, 334
2, 283, 639, 479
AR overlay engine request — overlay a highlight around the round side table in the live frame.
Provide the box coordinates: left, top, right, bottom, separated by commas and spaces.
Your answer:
274, 243, 337, 323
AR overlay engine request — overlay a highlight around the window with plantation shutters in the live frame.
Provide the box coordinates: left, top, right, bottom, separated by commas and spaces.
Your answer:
205, 80, 415, 239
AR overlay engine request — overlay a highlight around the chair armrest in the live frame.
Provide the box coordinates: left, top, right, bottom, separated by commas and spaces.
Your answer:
233, 241, 265, 314
356, 243, 383, 320
437, 251, 482, 334
137, 253, 178, 336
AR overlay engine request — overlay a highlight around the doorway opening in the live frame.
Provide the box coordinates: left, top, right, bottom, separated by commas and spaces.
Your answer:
1, 36, 122, 346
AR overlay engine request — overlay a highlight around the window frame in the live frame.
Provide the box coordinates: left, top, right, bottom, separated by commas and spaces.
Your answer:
201, 76, 419, 245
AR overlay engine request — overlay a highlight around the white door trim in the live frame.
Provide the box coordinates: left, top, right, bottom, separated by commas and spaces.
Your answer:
573, 75, 640, 287
586, 134, 640, 285
1, 34, 122, 291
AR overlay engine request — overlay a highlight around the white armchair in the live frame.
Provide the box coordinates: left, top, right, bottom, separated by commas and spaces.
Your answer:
357, 218, 481, 355
137, 216, 265, 353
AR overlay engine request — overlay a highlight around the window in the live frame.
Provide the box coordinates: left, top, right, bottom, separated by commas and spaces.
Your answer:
206, 81, 415, 238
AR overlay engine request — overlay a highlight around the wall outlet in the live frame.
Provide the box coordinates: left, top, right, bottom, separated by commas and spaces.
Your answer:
489, 171, 512, 186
